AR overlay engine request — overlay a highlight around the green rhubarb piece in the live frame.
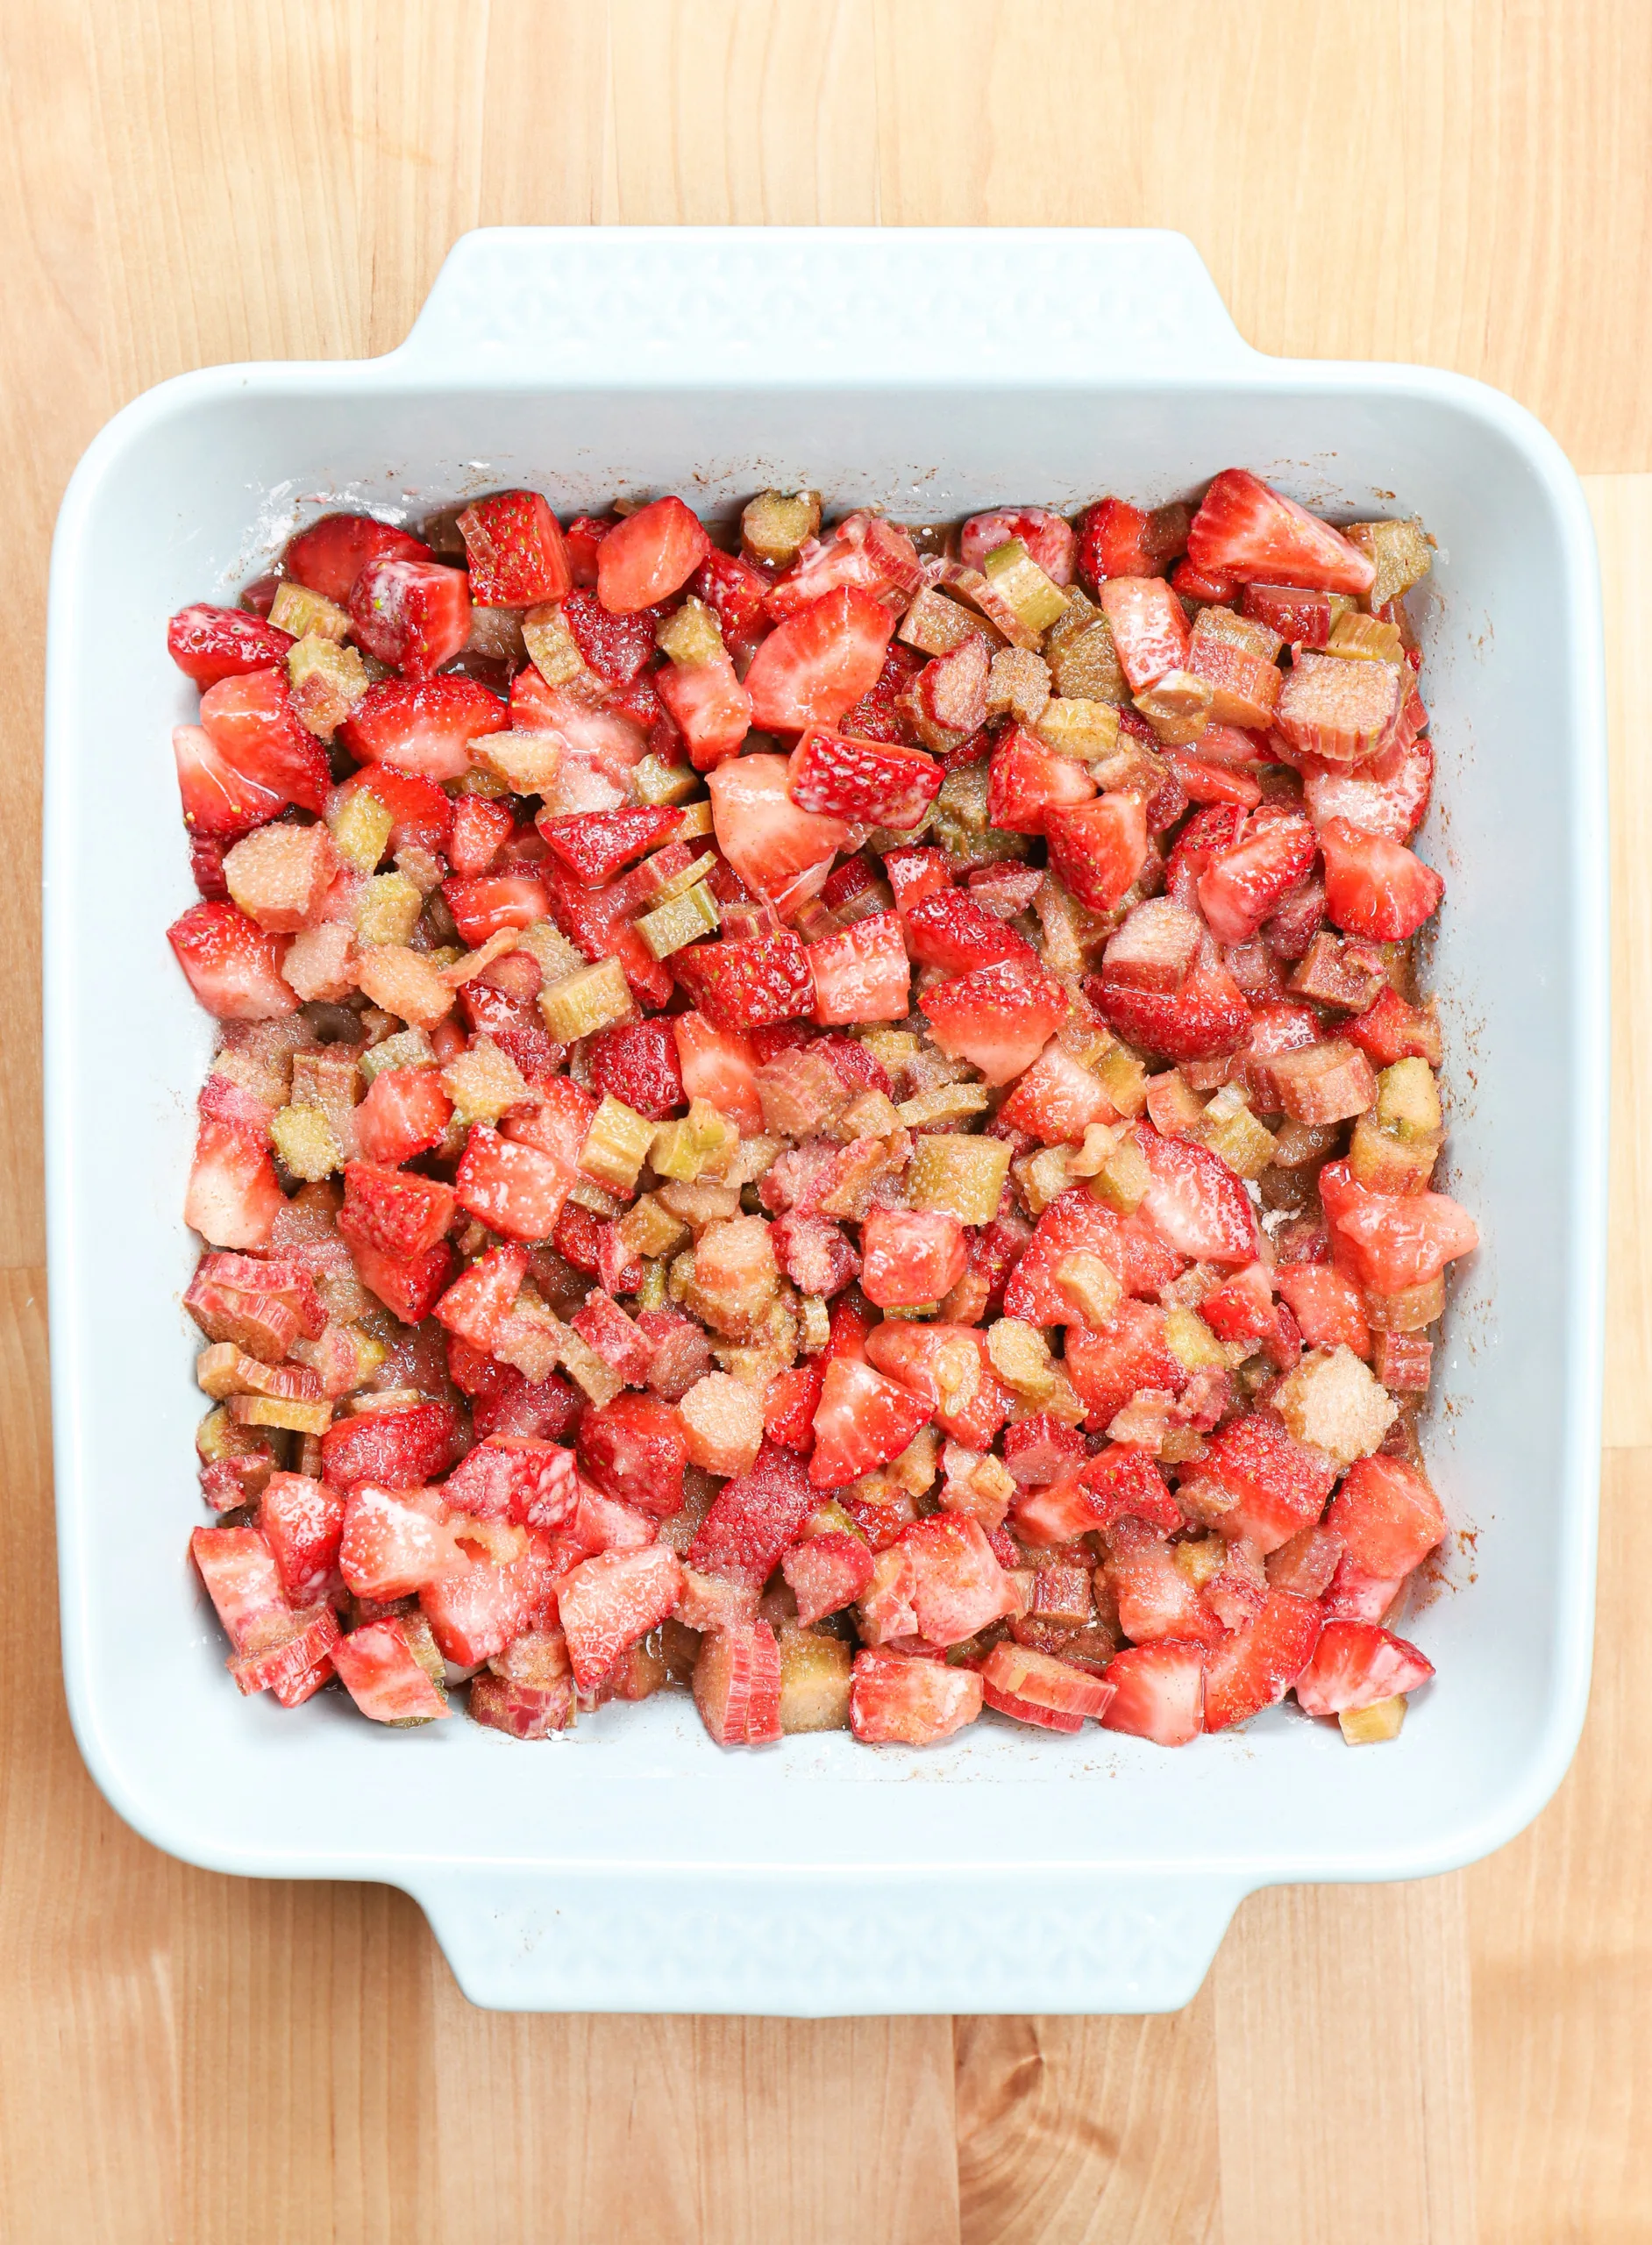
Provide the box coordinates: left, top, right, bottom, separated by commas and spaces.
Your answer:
269, 580, 352, 642
741, 489, 821, 569
1089, 1134, 1150, 1214
359, 1027, 436, 1083
269, 1103, 342, 1182
539, 957, 632, 1040
982, 539, 1069, 635
580, 1094, 658, 1194
637, 881, 721, 961
353, 873, 424, 947
931, 761, 1030, 869
907, 1132, 1010, 1226
631, 757, 704, 808
327, 786, 395, 876
1376, 1058, 1443, 1142
656, 595, 725, 667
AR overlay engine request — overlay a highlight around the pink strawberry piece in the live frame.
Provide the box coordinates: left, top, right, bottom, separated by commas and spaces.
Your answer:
1045, 793, 1152, 916
673, 1010, 764, 1134
1325, 1454, 1447, 1583
443, 1436, 579, 1529
1092, 955, 1254, 1064
1186, 470, 1375, 597
1133, 1125, 1259, 1266
693, 1621, 783, 1747
1301, 732, 1434, 843
331, 764, 454, 857
675, 930, 815, 1032
987, 725, 1098, 835
571, 1290, 656, 1386
350, 555, 471, 675
1196, 1411, 1337, 1554
707, 751, 851, 910
1000, 1414, 1085, 1486
883, 845, 951, 914
849, 1649, 982, 1745
782, 1531, 874, 1627
1063, 1303, 1185, 1431
1294, 1620, 1435, 1719
1203, 1588, 1325, 1732
418, 1550, 531, 1666
167, 603, 296, 688
865, 1322, 1010, 1450
744, 586, 899, 732
339, 1486, 463, 1600
1195, 811, 1319, 944
809, 1355, 935, 1488
1076, 496, 1179, 589
347, 1238, 454, 1325
1274, 1264, 1371, 1358
445, 795, 515, 877
1317, 817, 1443, 940
693, 547, 773, 652
656, 654, 753, 772
434, 1244, 531, 1351
257, 1472, 346, 1604
338, 674, 509, 782
903, 888, 1034, 974
1004, 1188, 1181, 1326
687, 1438, 818, 1588
765, 511, 922, 621
190, 1524, 293, 1654
919, 953, 1069, 1086
283, 513, 433, 605
997, 1039, 1118, 1144
1317, 1159, 1478, 1294
1106, 1524, 1225, 1648
331, 1618, 449, 1723
577, 1392, 688, 1516
595, 496, 710, 614
321, 1400, 462, 1491
1096, 577, 1190, 692
338, 1161, 456, 1262
901, 1515, 1021, 1644
184, 1075, 284, 1251
1240, 582, 1337, 646
787, 725, 942, 828
167, 899, 296, 1021
981, 1642, 1114, 1731
198, 668, 331, 815
587, 1019, 685, 1121
960, 507, 1075, 584
229, 1602, 342, 1697
806, 911, 911, 1026
859, 1208, 968, 1308
442, 873, 552, 946
763, 1359, 825, 1451
558, 1545, 682, 1692
353, 1066, 453, 1168
457, 489, 572, 607
455, 1127, 572, 1243
173, 724, 288, 844
1100, 1641, 1207, 1746
559, 588, 662, 686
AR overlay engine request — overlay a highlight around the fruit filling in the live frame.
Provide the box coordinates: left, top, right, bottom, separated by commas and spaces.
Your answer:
172, 469, 1468, 1750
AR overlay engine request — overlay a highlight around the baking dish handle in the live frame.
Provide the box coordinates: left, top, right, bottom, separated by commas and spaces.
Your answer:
395, 226, 1255, 380
409, 1865, 1247, 2015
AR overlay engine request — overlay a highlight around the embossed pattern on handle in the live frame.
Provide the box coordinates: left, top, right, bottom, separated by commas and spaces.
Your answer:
396, 226, 1253, 380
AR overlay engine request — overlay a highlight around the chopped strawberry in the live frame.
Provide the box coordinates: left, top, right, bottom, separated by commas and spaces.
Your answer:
693, 1622, 783, 1748
787, 725, 941, 829
865, 1322, 1010, 1450
457, 490, 572, 607
283, 513, 433, 605
442, 873, 552, 945
1100, 1641, 1207, 1746
860, 1209, 968, 1309
765, 512, 922, 621
348, 1237, 455, 1325
1096, 577, 1190, 692
321, 1400, 461, 1489
595, 496, 710, 614
419, 1550, 531, 1666
190, 1524, 293, 1653
1318, 817, 1443, 940
441, 795, 510, 877
1347, 983, 1442, 1069
707, 751, 850, 909
1294, 1619, 1434, 1718
331, 1617, 448, 1723
584, 1017, 684, 1122
896, 1514, 1019, 1644
578, 1393, 688, 1516
1160, 748, 1264, 809
1134, 1125, 1259, 1266
758, 1359, 822, 1452
455, 1127, 573, 1243
557, 588, 661, 686
444, 1434, 579, 1528
1170, 558, 1238, 602
1325, 1454, 1447, 1581
184, 1079, 283, 1250
1044, 795, 1150, 912
693, 547, 773, 653
1203, 1588, 1324, 1731
672, 1010, 763, 1133
338, 674, 509, 782
1196, 1411, 1336, 1553
167, 900, 296, 1021
1106, 1524, 1225, 1648
808, 1355, 935, 1487
998, 1039, 1117, 1144
350, 556, 471, 675
686, 1438, 816, 1588
1240, 582, 1338, 647
1318, 1159, 1478, 1293
558, 1545, 682, 1691
1000, 1414, 1085, 1486
338, 1160, 456, 1259
339, 1486, 463, 1600
1092, 955, 1253, 1064
1006, 1189, 1181, 1324
962, 507, 1076, 585
903, 888, 1033, 974
744, 587, 899, 732
987, 725, 1099, 835
172, 724, 289, 842
330, 763, 453, 857
1186, 470, 1376, 597
849, 1648, 983, 1744
1275, 1263, 1371, 1358
1196, 811, 1318, 944
920, 954, 1069, 1087
434, 1244, 531, 1351
353, 1065, 453, 1167
781, 1530, 874, 1626
884, 845, 952, 914
675, 930, 815, 1032
198, 668, 331, 815
655, 653, 753, 771
806, 911, 911, 1026
167, 603, 296, 688
1077, 498, 1166, 589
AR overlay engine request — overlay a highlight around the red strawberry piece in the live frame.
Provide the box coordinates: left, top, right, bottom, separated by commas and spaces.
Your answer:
190, 1524, 292, 1653
338, 674, 508, 784
444, 1434, 579, 1529
330, 764, 454, 858
837, 640, 927, 746
1096, 577, 1190, 692
419, 1547, 535, 1666
706, 751, 850, 909
184, 1079, 283, 1251
1022, 1448, 1181, 1543
1170, 558, 1238, 602
1325, 1454, 1447, 1582
167, 603, 296, 688
457, 490, 572, 607
347, 1238, 454, 1325
1203, 1588, 1324, 1732
1001, 1414, 1085, 1486
1346, 984, 1442, 1070
694, 1621, 783, 1747
474, 1371, 583, 1444
1318, 1158, 1478, 1293
961, 507, 1076, 585
883, 845, 951, 914
1161, 748, 1264, 809
442, 873, 552, 946
672, 1010, 763, 1133
1063, 1303, 1185, 1432
782, 1531, 874, 1627
920, 953, 1070, 1087
445, 795, 513, 877
1105, 1523, 1225, 1648
338, 1161, 456, 1260
172, 725, 287, 844
687, 1438, 819, 1589
1195, 1411, 1336, 1554
1099, 1640, 1207, 1746
865, 1322, 1010, 1450
229, 1600, 342, 1697
1004, 1188, 1183, 1324
322, 1400, 463, 1491
585, 1018, 685, 1122
455, 1127, 573, 1243
805, 910, 911, 1027
860, 1208, 968, 1308
563, 515, 614, 586
849, 1648, 982, 1744
1195, 811, 1319, 945
675, 930, 815, 1032
577, 1393, 688, 1517
787, 725, 942, 829
693, 547, 773, 654
810, 1032, 892, 1101
904, 888, 1034, 974
986, 724, 1098, 836
765, 512, 922, 623
769, 1211, 861, 1300
744, 586, 899, 732
1186, 470, 1376, 597
595, 496, 710, 615
1317, 817, 1443, 940
559, 1545, 682, 1691
349, 556, 471, 675
1045, 795, 1150, 912
763, 1360, 825, 1453
901, 1515, 1021, 1644
808, 1355, 934, 1487
1301, 732, 1433, 842
1240, 582, 1337, 647
1091, 955, 1253, 1064
997, 1039, 1119, 1144
167, 899, 296, 1021
570, 1290, 655, 1385
656, 654, 753, 771
1274, 1263, 1371, 1357
1076, 497, 1164, 589
541, 859, 673, 1008
434, 1244, 531, 1351
981, 1642, 1114, 1731
339, 1486, 463, 1600
331, 1617, 449, 1722
353, 1066, 453, 1168
283, 513, 434, 605
1294, 1619, 1435, 1719
198, 667, 331, 815
1133, 1125, 1259, 1266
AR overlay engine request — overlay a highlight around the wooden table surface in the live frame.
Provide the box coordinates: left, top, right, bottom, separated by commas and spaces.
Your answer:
4, 5, 1648, 2238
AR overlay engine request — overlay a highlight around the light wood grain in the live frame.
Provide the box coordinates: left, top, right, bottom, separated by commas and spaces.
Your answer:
2, 4, 1649, 2240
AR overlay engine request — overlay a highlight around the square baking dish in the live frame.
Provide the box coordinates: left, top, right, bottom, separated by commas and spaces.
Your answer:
46, 228, 1608, 2014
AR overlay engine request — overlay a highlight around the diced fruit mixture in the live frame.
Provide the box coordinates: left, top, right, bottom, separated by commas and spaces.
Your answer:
171, 470, 1467, 1752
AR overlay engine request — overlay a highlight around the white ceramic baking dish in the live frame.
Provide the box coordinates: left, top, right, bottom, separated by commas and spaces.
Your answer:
46, 228, 1607, 2014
